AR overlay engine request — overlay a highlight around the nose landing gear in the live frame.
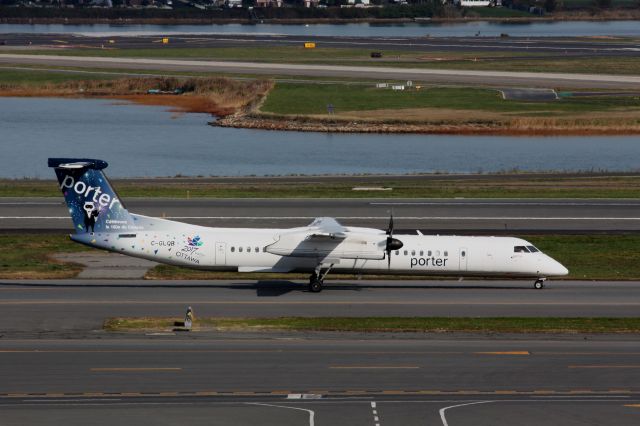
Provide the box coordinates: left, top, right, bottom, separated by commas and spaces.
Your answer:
534, 278, 546, 290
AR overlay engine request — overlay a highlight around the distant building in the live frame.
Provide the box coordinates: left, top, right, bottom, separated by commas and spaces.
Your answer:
454, 0, 501, 6
256, 0, 282, 6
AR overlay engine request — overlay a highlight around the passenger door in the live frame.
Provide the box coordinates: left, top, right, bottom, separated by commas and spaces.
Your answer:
459, 247, 468, 271
215, 242, 227, 266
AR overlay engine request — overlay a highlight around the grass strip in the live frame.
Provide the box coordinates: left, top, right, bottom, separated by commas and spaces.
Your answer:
4, 175, 640, 198
103, 317, 640, 334
261, 83, 640, 116
1, 233, 638, 280
528, 235, 640, 280
146, 235, 640, 281
0, 234, 88, 279
2, 234, 639, 280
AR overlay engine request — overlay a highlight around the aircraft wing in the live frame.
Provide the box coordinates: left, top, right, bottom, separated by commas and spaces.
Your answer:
307, 217, 347, 239
265, 217, 384, 260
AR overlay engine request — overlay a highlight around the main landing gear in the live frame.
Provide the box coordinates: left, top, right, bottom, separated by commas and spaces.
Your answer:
534, 278, 546, 290
308, 263, 335, 293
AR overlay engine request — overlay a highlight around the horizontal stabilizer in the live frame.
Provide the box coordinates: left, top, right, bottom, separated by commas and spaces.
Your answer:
48, 158, 109, 170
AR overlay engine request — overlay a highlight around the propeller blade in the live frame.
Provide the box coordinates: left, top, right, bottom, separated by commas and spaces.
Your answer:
385, 212, 401, 269
386, 213, 394, 236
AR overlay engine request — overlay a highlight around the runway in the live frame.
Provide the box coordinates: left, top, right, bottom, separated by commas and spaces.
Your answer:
2, 268, 640, 425
2, 53, 639, 89
0, 337, 639, 425
3, 32, 640, 56
1, 280, 639, 336
3, 197, 640, 232
3, 33, 640, 426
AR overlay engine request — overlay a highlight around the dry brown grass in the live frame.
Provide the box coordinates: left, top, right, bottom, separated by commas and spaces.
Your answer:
233, 100, 640, 135
335, 107, 507, 122
219, 112, 640, 136
1, 76, 274, 116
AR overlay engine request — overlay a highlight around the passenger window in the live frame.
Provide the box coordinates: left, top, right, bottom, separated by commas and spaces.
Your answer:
444, 251, 448, 257
514, 246, 529, 253
461, 251, 466, 257
419, 250, 424, 256
435, 250, 440, 256
231, 247, 235, 252
527, 246, 539, 253
255, 247, 260, 253
239, 247, 243, 253
247, 247, 251, 253
395, 250, 399, 255
411, 250, 416, 256
428, 250, 432, 256
404, 250, 408, 256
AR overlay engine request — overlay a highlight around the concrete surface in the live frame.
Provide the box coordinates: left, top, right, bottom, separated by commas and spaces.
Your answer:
3, 32, 640, 56
1, 280, 640, 337
500, 88, 558, 101
0, 337, 640, 425
5, 197, 640, 232
2, 54, 639, 89
52, 252, 157, 279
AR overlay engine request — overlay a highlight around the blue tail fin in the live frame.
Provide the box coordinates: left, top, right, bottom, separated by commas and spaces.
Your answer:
48, 158, 135, 234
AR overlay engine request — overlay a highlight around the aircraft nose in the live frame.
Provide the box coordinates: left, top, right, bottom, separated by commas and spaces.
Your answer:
542, 257, 569, 276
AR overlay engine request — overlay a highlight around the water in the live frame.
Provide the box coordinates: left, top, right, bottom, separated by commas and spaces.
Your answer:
1, 21, 640, 38
1, 97, 638, 178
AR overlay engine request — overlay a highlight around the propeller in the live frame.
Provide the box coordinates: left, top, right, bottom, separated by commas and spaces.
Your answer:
385, 213, 403, 269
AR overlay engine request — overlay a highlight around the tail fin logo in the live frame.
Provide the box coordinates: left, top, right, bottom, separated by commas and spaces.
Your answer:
50, 158, 137, 235
60, 175, 120, 210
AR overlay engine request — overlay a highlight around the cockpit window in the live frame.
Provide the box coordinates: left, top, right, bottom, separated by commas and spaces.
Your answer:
527, 246, 539, 253
514, 246, 529, 253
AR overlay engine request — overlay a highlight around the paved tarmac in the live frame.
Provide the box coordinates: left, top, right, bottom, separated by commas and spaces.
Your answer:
2, 53, 640, 89
3, 32, 640, 57
3, 197, 640, 232
1, 280, 639, 336
0, 337, 639, 425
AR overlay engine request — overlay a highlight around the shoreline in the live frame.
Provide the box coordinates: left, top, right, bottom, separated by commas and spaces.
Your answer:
2, 13, 640, 26
213, 113, 640, 136
4, 92, 640, 136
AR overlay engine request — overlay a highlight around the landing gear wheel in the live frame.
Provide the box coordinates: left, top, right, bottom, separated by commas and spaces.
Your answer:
534, 279, 545, 290
309, 279, 323, 293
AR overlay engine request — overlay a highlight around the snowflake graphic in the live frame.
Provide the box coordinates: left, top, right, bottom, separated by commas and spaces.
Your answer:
187, 235, 203, 247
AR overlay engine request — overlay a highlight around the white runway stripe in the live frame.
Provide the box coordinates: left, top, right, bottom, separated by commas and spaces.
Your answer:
0, 202, 61, 205
3, 216, 640, 221
371, 202, 640, 206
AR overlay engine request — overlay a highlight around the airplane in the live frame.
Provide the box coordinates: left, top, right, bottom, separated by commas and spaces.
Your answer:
49, 158, 569, 292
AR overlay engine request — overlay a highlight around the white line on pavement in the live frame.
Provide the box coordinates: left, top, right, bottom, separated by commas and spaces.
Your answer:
247, 402, 315, 426
371, 202, 640, 206
0, 203, 61, 205
439, 401, 493, 426
3, 216, 640, 221
2, 54, 640, 84
370, 401, 380, 426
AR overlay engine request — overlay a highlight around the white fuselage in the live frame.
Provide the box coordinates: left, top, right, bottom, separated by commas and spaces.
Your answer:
72, 214, 568, 279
